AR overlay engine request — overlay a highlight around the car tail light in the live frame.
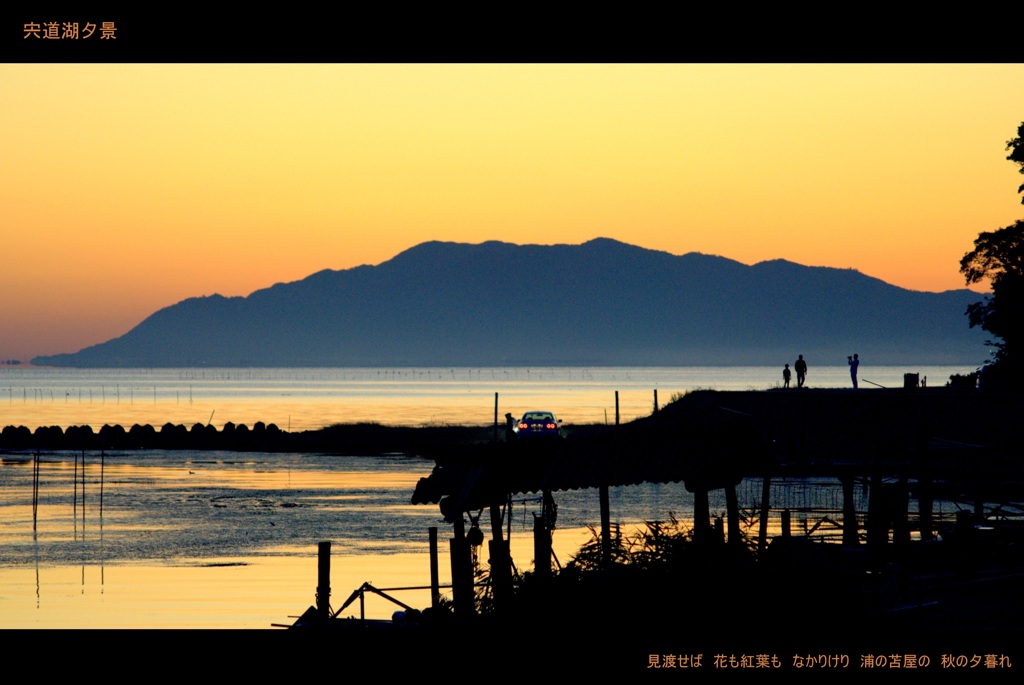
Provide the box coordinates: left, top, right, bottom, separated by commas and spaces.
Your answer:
519, 422, 529, 430
545, 422, 556, 429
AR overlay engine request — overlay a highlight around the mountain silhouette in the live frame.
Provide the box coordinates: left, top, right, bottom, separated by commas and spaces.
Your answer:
32, 238, 987, 367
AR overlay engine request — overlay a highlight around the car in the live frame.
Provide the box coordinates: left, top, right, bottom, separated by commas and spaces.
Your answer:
514, 410, 562, 439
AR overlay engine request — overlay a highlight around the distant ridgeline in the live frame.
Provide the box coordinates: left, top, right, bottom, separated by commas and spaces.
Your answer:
32, 239, 988, 368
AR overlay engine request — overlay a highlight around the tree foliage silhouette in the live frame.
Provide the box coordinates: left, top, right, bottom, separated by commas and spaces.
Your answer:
959, 121, 1024, 387
1008, 122, 1024, 203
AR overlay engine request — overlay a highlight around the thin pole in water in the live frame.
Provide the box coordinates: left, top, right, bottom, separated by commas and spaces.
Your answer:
73, 451, 78, 539
493, 392, 498, 443
32, 451, 40, 534
100, 451, 105, 521
81, 450, 86, 537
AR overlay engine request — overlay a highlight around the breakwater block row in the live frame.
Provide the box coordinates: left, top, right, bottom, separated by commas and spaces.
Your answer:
0, 421, 291, 452
0, 421, 493, 454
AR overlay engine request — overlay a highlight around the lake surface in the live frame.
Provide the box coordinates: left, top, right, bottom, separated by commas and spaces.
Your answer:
2, 449, 948, 630
2, 449, 803, 628
0, 366, 976, 629
0, 365, 977, 431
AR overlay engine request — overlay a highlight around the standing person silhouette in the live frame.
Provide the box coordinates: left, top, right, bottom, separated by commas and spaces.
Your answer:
783, 364, 791, 388
848, 354, 859, 390
794, 355, 807, 388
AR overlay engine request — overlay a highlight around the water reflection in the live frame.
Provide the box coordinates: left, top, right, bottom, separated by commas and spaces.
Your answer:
0, 449, 963, 628
1, 451, 595, 627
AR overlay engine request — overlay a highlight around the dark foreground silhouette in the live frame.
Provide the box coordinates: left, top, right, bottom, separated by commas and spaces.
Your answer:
5, 387, 1022, 674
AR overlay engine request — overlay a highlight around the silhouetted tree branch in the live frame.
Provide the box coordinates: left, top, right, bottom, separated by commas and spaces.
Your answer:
1008, 122, 1024, 203
960, 119, 1024, 387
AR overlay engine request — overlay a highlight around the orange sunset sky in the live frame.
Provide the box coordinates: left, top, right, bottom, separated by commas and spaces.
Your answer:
3, 63, 1024, 363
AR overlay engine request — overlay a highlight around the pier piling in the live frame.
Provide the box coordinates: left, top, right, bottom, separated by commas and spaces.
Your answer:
316, 541, 331, 621
841, 474, 859, 546
533, 514, 551, 580
725, 482, 741, 548
758, 475, 771, 554
429, 527, 440, 609
450, 516, 474, 618
488, 501, 512, 610
599, 484, 611, 567
692, 486, 711, 545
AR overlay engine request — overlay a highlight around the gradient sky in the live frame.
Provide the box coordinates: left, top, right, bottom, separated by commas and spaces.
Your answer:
3, 64, 1024, 362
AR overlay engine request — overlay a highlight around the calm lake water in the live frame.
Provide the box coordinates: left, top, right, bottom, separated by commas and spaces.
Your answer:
0, 449, 778, 628
0, 366, 976, 629
0, 365, 976, 431
3, 448, 937, 629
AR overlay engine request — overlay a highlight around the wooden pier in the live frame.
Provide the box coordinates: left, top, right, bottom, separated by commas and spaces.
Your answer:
292, 388, 1024, 661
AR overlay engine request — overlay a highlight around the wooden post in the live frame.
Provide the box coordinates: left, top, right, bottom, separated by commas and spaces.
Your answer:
533, 514, 551, 581
917, 430, 934, 542
429, 527, 440, 609
450, 516, 474, 618
81, 450, 86, 536
781, 508, 791, 538
493, 392, 499, 444
725, 482, 741, 548
892, 478, 911, 547
489, 502, 512, 610
653, 389, 659, 413
600, 484, 611, 567
73, 450, 78, 538
607, 390, 618, 563
32, 452, 40, 533
316, 541, 331, 621
866, 472, 887, 549
918, 472, 934, 542
99, 450, 105, 522
693, 487, 710, 545
758, 475, 771, 555
841, 474, 859, 546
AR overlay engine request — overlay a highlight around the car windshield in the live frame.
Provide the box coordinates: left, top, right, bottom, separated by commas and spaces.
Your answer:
522, 412, 555, 421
